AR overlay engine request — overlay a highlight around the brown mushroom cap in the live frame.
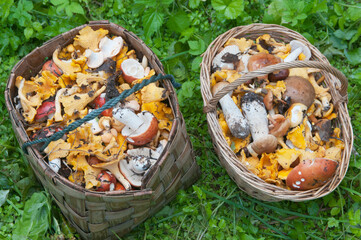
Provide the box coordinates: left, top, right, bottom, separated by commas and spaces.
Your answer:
251, 134, 278, 155
211, 81, 229, 96
269, 114, 290, 137
247, 53, 280, 80
286, 158, 338, 190
284, 76, 316, 108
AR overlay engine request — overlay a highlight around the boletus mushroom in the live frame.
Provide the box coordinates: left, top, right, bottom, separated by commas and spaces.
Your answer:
247, 53, 289, 81
286, 158, 338, 190
212, 82, 250, 139
112, 107, 158, 146
241, 92, 278, 156
284, 76, 315, 108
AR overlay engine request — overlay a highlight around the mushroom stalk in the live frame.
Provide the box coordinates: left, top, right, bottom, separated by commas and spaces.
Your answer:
241, 92, 278, 156
93, 160, 131, 190
242, 93, 269, 141
113, 108, 143, 131
212, 82, 249, 139
284, 47, 302, 62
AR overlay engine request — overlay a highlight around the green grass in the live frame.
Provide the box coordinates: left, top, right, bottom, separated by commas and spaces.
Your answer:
1, 0, 361, 239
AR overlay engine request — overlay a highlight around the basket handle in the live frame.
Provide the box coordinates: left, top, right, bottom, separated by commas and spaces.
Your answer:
204, 60, 348, 112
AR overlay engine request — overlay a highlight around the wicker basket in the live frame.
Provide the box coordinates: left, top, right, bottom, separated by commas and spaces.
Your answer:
5, 20, 200, 239
200, 23, 353, 202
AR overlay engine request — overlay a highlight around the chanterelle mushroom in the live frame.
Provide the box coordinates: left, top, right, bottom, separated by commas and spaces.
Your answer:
112, 107, 158, 146
241, 92, 278, 157
212, 82, 250, 139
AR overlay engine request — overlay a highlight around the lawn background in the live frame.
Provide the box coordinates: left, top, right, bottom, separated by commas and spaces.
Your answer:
1, 0, 361, 239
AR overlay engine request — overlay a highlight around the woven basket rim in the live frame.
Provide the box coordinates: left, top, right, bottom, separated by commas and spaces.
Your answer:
5, 20, 181, 196
200, 23, 354, 201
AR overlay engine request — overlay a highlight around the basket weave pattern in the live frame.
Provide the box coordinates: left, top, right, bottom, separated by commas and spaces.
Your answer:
200, 24, 353, 202
5, 21, 200, 239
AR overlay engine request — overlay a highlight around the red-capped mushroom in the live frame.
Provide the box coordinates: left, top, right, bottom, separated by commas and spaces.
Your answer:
112, 107, 158, 146
96, 170, 116, 192
286, 158, 338, 190
42, 60, 63, 77
35, 101, 56, 122
120, 59, 145, 84
114, 182, 125, 191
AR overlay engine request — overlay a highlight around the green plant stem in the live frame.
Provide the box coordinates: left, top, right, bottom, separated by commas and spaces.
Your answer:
6, 199, 22, 215
245, 197, 349, 222
160, 51, 189, 62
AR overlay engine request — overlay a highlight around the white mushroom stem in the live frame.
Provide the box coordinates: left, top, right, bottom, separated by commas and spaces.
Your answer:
242, 92, 278, 156
284, 40, 311, 62
241, 93, 269, 141
219, 93, 250, 139
112, 108, 143, 131
284, 47, 303, 62
49, 158, 61, 173
87, 118, 102, 134
212, 82, 249, 139
141, 55, 148, 69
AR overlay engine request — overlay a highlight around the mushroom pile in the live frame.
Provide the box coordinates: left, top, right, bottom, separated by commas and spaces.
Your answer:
15, 26, 174, 191
211, 34, 344, 190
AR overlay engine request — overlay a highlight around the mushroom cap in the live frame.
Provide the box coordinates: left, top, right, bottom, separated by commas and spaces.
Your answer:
119, 156, 153, 187
247, 53, 280, 80
269, 114, 290, 137
284, 76, 315, 108
120, 59, 145, 84
212, 45, 241, 70
286, 103, 308, 128
211, 81, 229, 96
263, 90, 273, 110
42, 60, 63, 77
290, 40, 311, 60
99, 36, 123, 58
35, 101, 56, 122
286, 158, 338, 190
96, 170, 116, 192
268, 69, 289, 82
122, 111, 158, 146
84, 49, 105, 68
314, 119, 332, 141
251, 134, 278, 155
